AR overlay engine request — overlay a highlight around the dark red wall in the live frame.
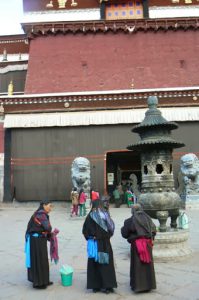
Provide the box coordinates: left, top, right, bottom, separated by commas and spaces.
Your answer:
25, 30, 199, 94
0, 123, 4, 153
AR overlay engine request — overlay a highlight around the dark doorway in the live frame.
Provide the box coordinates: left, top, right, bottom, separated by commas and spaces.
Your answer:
106, 150, 141, 196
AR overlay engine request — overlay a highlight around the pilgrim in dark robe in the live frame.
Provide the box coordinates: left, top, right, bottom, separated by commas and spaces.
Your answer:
25, 200, 53, 289
82, 200, 117, 294
121, 203, 156, 293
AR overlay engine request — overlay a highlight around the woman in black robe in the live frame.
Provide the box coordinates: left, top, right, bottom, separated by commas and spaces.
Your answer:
121, 203, 156, 293
82, 200, 117, 294
25, 200, 53, 289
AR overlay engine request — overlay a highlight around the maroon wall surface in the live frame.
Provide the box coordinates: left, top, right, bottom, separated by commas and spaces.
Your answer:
25, 31, 199, 94
0, 123, 4, 153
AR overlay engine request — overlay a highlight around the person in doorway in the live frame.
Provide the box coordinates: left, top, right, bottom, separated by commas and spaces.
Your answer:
113, 186, 120, 208
82, 200, 117, 294
125, 187, 134, 207
118, 183, 125, 204
25, 200, 54, 289
70, 187, 79, 217
121, 203, 156, 293
79, 188, 87, 217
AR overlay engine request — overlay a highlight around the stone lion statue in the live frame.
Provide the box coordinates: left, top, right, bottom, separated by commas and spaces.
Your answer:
71, 157, 91, 195
180, 153, 199, 195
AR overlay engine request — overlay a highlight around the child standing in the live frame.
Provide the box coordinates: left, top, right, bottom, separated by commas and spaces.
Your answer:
70, 187, 79, 217
79, 189, 87, 217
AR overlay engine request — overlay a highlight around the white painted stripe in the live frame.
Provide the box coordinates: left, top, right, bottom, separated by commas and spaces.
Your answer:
4, 107, 199, 128
0, 64, 28, 74
22, 8, 101, 23
1, 86, 199, 99
149, 6, 199, 18
0, 54, 29, 63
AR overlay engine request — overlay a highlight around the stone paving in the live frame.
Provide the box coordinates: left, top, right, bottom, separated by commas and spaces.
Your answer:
0, 203, 199, 300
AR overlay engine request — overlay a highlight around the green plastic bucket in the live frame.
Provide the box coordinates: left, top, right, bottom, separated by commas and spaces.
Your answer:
60, 265, 73, 287
61, 272, 73, 286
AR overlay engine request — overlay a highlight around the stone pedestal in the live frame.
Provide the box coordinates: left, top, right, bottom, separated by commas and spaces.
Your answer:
153, 229, 192, 262
184, 195, 199, 209
186, 195, 199, 202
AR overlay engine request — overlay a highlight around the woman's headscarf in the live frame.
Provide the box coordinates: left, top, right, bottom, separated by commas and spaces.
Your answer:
101, 195, 110, 211
131, 203, 156, 238
90, 200, 107, 231
90, 199, 115, 235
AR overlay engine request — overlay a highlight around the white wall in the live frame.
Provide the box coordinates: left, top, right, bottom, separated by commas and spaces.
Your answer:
149, 6, 199, 18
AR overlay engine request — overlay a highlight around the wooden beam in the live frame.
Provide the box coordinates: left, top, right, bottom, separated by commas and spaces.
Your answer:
143, 0, 149, 18
100, 1, 106, 20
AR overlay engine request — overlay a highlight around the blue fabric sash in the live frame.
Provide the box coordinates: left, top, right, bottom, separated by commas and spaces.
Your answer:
87, 239, 109, 264
25, 234, 31, 268
87, 238, 98, 262
25, 233, 39, 268
98, 252, 109, 264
